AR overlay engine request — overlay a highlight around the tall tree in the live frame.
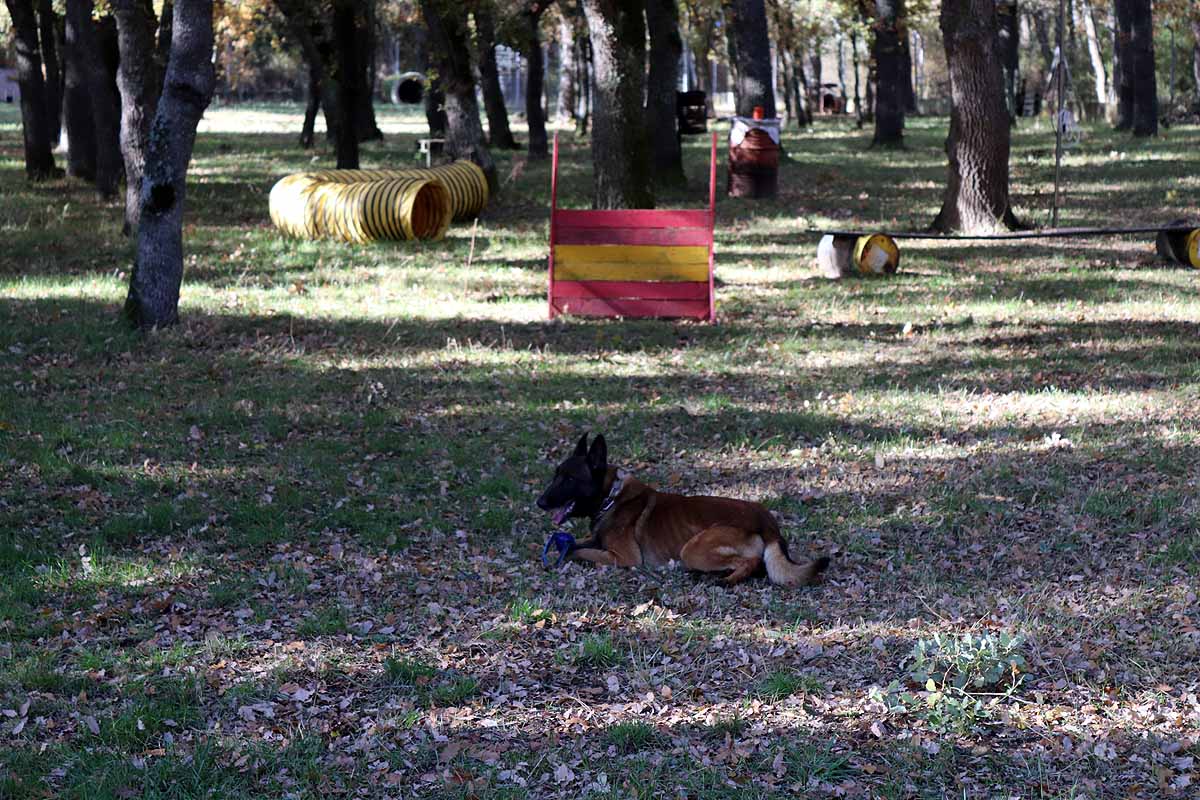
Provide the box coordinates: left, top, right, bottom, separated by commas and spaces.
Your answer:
1079, 0, 1108, 105
1193, 15, 1200, 109
556, 6, 578, 124
1122, 0, 1157, 135
124, 0, 215, 328
522, 2, 550, 159
474, 2, 518, 149
646, 0, 685, 187
113, 0, 166, 233
872, 0, 906, 146
64, 0, 98, 180
996, 0, 1018, 121
36, 0, 62, 147
4, 0, 58, 179
64, 0, 122, 196
421, 0, 498, 190
932, 0, 1019, 233
581, 0, 653, 208
726, 0, 776, 117
332, 0, 362, 167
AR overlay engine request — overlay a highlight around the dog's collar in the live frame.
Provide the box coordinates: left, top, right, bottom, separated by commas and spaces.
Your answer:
591, 469, 628, 529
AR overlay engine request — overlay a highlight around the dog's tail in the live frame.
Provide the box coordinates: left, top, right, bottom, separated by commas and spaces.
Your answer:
760, 516, 829, 586
764, 542, 829, 586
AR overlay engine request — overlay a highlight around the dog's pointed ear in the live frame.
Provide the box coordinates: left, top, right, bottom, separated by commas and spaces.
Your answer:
572, 433, 589, 458
587, 434, 607, 472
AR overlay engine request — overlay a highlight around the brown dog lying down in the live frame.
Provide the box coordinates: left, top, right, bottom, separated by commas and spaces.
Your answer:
536, 434, 829, 586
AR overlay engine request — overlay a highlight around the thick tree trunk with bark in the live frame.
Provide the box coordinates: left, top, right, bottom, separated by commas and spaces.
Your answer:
997, 0, 1019, 121
124, 0, 215, 329
872, 0, 906, 146
5, 0, 58, 179
524, 4, 549, 160
851, 27, 864, 124
355, 0, 383, 142
1125, 0, 1156, 136
646, 0, 684, 187
332, 0, 361, 167
475, 3, 518, 149
726, 0, 775, 117
1193, 18, 1200, 109
1113, 0, 1134, 128
65, 0, 122, 196
300, 64, 321, 148
932, 0, 1018, 233
1079, 0, 1107, 105
36, 0, 62, 147
581, 0, 653, 208
1031, 9, 1054, 76
64, 0, 97, 180
556, 11, 577, 123
421, 0, 497, 191
114, 0, 164, 233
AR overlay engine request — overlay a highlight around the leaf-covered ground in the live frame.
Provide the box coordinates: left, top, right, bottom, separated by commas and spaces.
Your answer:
1, 104, 1199, 799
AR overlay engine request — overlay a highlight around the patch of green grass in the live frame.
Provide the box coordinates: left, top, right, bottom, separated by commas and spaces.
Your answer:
507, 597, 551, 624
382, 656, 437, 686
432, 675, 480, 706
101, 677, 203, 749
604, 721, 662, 753
1150, 531, 1200, 572
573, 633, 622, 669
755, 670, 822, 700
296, 605, 348, 637
771, 740, 854, 786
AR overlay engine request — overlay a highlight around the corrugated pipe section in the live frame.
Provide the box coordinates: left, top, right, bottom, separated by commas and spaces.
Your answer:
297, 161, 489, 222
269, 173, 452, 243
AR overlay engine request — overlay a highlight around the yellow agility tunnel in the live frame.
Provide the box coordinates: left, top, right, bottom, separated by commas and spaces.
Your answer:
269, 173, 452, 243
293, 161, 489, 222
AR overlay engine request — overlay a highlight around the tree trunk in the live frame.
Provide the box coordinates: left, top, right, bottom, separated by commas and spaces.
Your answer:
64, 0, 97, 180
581, 0, 653, 208
851, 27, 863, 124
524, 4, 549, 160
872, 0, 906, 146
1193, 17, 1200, 109
421, 0, 497, 191
646, 0, 685, 188
300, 64, 321, 148
1079, 0, 1107, 105
354, 0, 383, 142
727, 0, 776, 117
475, 3, 518, 149
1126, 0, 1156, 136
124, 0, 215, 329
1113, 0, 1134, 128
997, 0, 1019, 122
1031, 9, 1054, 76
577, 30, 592, 134
556, 10, 577, 124
330, 1, 361, 167
932, 0, 1018, 233
36, 0, 62, 147
4, 0, 59, 180
779, 49, 792, 119
787, 47, 809, 127
113, 0, 164, 233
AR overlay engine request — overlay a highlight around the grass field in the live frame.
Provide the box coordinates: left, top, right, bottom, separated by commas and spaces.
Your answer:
2, 102, 1199, 799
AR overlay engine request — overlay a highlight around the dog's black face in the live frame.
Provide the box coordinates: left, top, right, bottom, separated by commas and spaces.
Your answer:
536, 434, 608, 524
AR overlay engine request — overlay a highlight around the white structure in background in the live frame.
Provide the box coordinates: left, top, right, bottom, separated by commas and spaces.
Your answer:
1, 68, 19, 104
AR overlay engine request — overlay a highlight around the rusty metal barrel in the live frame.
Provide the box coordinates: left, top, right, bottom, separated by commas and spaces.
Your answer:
727, 110, 780, 199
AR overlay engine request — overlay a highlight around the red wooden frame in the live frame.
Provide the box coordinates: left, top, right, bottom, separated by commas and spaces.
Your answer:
548, 132, 718, 322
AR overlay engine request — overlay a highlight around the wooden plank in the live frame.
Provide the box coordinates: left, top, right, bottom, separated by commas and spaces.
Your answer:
551, 297, 712, 319
552, 280, 710, 300
555, 244, 707, 265
554, 209, 712, 230
555, 226, 711, 247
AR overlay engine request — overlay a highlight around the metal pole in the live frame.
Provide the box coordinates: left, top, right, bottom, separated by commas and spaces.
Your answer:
1052, 0, 1066, 228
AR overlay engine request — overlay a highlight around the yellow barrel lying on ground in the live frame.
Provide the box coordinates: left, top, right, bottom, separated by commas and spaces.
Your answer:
269, 173, 451, 243
299, 161, 488, 221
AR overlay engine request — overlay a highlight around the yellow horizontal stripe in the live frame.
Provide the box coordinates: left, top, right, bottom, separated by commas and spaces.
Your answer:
555, 244, 708, 265
554, 244, 709, 281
